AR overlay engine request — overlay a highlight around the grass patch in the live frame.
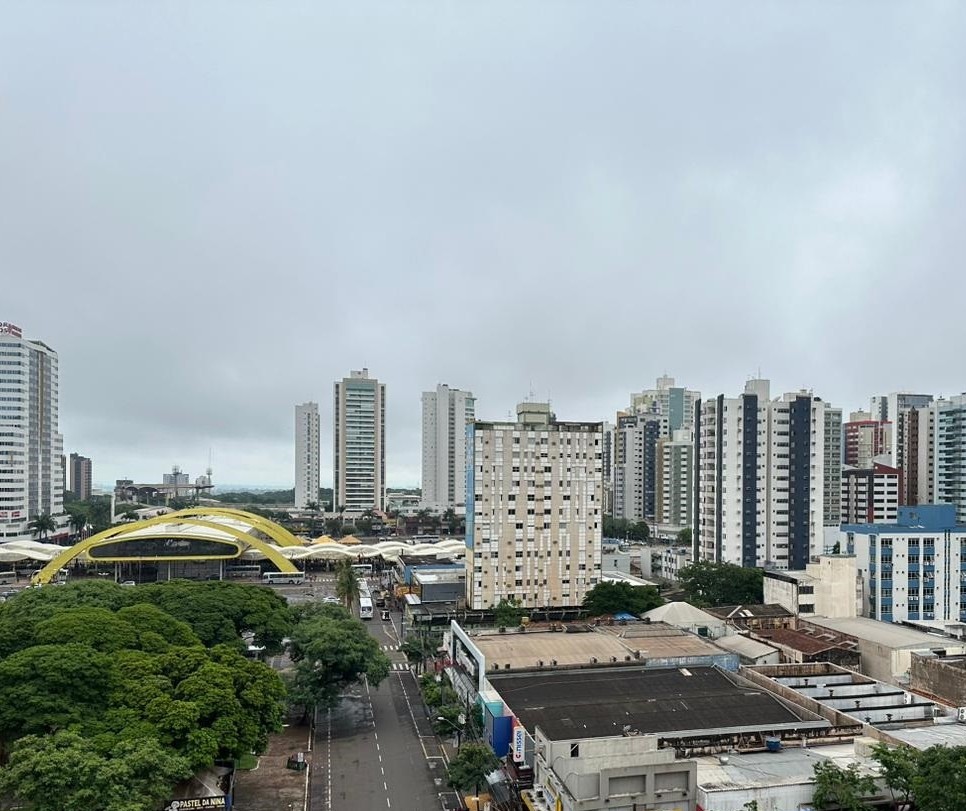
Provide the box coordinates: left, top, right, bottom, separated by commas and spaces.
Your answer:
236, 753, 259, 770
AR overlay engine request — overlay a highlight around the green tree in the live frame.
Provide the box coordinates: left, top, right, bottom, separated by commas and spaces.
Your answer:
603, 516, 650, 541
493, 597, 524, 628
446, 742, 500, 797
335, 559, 361, 610
0, 644, 113, 752
122, 510, 139, 522
811, 760, 878, 811
677, 560, 764, 607
0, 730, 192, 811
910, 744, 966, 811
401, 637, 428, 673
582, 581, 664, 616
28, 512, 57, 541
676, 526, 692, 545
871, 743, 917, 810
287, 609, 390, 712
68, 510, 88, 537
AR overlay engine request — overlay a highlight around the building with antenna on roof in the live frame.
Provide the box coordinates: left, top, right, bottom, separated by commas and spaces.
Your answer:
465, 401, 603, 610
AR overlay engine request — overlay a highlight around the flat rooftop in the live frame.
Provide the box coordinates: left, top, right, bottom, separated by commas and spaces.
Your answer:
490, 666, 806, 741
807, 616, 960, 649
472, 623, 726, 671
697, 743, 873, 791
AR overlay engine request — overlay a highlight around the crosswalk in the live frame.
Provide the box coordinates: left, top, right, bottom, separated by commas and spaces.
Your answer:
381, 644, 400, 652
391, 662, 411, 671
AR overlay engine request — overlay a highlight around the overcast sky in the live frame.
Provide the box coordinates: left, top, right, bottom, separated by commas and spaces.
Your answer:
3, 2, 965, 489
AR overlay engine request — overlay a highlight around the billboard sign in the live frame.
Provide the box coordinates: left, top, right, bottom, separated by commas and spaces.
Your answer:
512, 722, 526, 763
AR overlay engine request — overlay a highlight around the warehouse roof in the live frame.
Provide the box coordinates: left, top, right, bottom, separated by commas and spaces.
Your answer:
489, 666, 807, 741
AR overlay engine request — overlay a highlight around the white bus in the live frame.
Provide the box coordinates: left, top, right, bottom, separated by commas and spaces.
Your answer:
262, 571, 305, 586
359, 596, 373, 620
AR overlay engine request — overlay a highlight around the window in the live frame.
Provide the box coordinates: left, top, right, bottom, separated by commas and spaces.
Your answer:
570, 743, 579, 757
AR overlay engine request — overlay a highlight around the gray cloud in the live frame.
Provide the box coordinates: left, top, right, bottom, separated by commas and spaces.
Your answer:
3, 2, 964, 487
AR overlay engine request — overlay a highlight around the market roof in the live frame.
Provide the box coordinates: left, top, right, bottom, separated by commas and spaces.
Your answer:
490, 666, 810, 741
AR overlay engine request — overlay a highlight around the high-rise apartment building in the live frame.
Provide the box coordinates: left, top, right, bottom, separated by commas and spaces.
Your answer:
901, 405, 935, 505
841, 462, 900, 524
0, 321, 64, 542
613, 413, 665, 522
655, 428, 694, 532
333, 368, 385, 513
465, 402, 603, 610
68, 453, 92, 501
695, 379, 841, 570
294, 402, 320, 510
629, 375, 699, 433
843, 411, 892, 468
421, 384, 475, 514
869, 391, 933, 504
935, 395, 966, 524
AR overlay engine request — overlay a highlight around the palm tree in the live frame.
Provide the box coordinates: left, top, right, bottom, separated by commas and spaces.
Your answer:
334, 559, 361, 610
29, 513, 56, 541
68, 511, 88, 538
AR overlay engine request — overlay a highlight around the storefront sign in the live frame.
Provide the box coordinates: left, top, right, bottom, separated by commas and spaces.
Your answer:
512, 723, 526, 763
163, 797, 227, 810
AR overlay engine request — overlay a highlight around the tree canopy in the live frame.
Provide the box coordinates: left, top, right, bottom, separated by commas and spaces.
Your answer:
287, 603, 390, 711
446, 742, 501, 796
676, 560, 763, 607
0, 581, 289, 803
492, 597, 525, 628
603, 516, 650, 541
582, 581, 664, 616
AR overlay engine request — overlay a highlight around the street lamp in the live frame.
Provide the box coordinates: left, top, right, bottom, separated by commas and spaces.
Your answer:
436, 714, 466, 752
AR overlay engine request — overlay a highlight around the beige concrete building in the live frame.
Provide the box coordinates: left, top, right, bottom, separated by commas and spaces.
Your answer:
465, 403, 602, 610
763, 555, 862, 619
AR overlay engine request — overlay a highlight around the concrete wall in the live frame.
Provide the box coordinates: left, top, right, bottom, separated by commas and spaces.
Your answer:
763, 576, 799, 616
910, 654, 966, 707
698, 781, 815, 811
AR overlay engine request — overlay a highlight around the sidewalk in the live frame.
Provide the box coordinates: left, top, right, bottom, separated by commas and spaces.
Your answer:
232, 721, 312, 811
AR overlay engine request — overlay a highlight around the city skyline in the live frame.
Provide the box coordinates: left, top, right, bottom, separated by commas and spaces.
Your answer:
4, 5, 965, 490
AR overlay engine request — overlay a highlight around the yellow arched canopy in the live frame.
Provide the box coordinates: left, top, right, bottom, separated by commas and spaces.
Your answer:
31, 508, 300, 585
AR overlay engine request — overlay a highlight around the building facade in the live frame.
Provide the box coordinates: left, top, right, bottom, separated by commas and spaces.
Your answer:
629, 375, 699, 433
613, 413, 665, 522
0, 321, 64, 542
465, 402, 603, 610
845, 505, 966, 624
654, 428, 693, 532
934, 395, 966, 524
841, 462, 900, 525
294, 401, 320, 510
333, 368, 386, 513
68, 453, 92, 501
695, 379, 841, 570
421, 384, 475, 514
901, 404, 935, 506
843, 411, 892, 468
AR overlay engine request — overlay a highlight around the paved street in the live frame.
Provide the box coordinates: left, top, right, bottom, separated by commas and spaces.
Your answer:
306, 576, 462, 811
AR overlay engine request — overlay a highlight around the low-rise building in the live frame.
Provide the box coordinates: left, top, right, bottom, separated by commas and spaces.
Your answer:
712, 634, 781, 666
641, 602, 729, 639
763, 554, 861, 618
844, 504, 966, 624
805, 615, 966, 683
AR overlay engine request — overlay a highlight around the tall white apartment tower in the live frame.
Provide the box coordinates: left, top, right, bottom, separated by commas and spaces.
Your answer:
696, 379, 840, 570
421, 384, 475, 514
294, 402, 320, 509
0, 321, 64, 542
333, 369, 386, 513
465, 402, 603, 610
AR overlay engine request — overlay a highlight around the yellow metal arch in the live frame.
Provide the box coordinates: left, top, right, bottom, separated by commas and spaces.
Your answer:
31, 514, 299, 585
171, 507, 303, 547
